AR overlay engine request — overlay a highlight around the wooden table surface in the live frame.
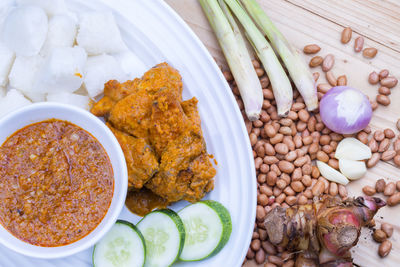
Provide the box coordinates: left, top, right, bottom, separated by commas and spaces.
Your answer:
165, 1, 400, 266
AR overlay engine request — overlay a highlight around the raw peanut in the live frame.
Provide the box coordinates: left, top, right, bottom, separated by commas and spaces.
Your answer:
271, 164, 281, 176
302, 164, 312, 175
279, 126, 292, 135
251, 239, 261, 251
363, 47, 378, 58
260, 164, 269, 174
255, 249, 265, 264
357, 131, 368, 144
378, 86, 391, 96
330, 133, 343, 142
397, 181, 400, 191
294, 156, 308, 167
285, 195, 297, 206
367, 153, 380, 168
246, 248, 255, 259
256, 145, 265, 157
275, 193, 286, 204
262, 100, 271, 109
252, 59, 261, 68
322, 54, 335, 72
397, 119, 400, 131
283, 186, 295, 196
368, 71, 379, 85
338, 184, 348, 199
223, 71, 233, 81
380, 76, 398, 88
278, 161, 295, 174
328, 158, 339, 170
285, 151, 297, 162
279, 118, 292, 126
282, 260, 295, 267
311, 166, 320, 178
252, 232, 259, 239
281, 174, 291, 185
257, 174, 267, 183
326, 71, 337, 86
375, 178, 386, 193
354, 36, 364, 52
292, 168, 302, 181
370, 101, 378, 111
374, 130, 385, 141
387, 192, 400, 206
291, 181, 305, 193
373, 229, 387, 243
381, 223, 394, 238
297, 195, 308, 205
337, 75, 347, 86
395, 155, 400, 166
283, 136, 295, 150
319, 135, 331, 145
266, 171, 277, 186
308, 143, 319, 154
291, 102, 305, 111
276, 179, 287, 190
381, 150, 396, 161
378, 138, 390, 152
257, 194, 268, 206
303, 44, 321, 54
301, 175, 312, 187
317, 83, 331, 94
275, 143, 289, 155
313, 72, 320, 81
267, 255, 284, 266
256, 205, 266, 220
376, 94, 390, 106
253, 120, 263, 128
258, 229, 267, 241
264, 124, 277, 138
303, 136, 313, 145
270, 133, 284, 145
362, 185, 376, 196
312, 180, 325, 196
250, 133, 258, 146
316, 151, 329, 162
297, 121, 307, 132
384, 182, 396, 196
260, 185, 272, 196
262, 241, 277, 255
341, 27, 352, 43
379, 240, 392, 257
265, 143, 276, 156
255, 68, 264, 77
298, 109, 310, 122
303, 189, 313, 199
309, 56, 323, 67
260, 76, 270, 88
329, 182, 338, 196
379, 69, 389, 80
322, 145, 334, 154
293, 135, 302, 148
255, 157, 263, 170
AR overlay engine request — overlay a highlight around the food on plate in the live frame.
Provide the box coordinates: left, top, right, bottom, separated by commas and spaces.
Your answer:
264, 195, 385, 266
0, 120, 114, 246
320, 86, 372, 134
334, 137, 372, 160
241, 0, 318, 112
33, 46, 87, 93
1, 6, 48, 57
40, 14, 78, 56
137, 209, 185, 267
0, 42, 15, 87
16, 0, 68, 17
76, 11, 126, 56
198, 0, 263, 121
316, 160, 349, 185
84, 54, 126, 98
93, 220, 146, 267
92, 63, 217, 215
178, 200, 232, 261
222, 0, 293, 117
0, 89, 31, 117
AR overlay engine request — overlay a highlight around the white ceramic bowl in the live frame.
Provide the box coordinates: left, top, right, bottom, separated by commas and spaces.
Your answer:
0, 102, 128, 259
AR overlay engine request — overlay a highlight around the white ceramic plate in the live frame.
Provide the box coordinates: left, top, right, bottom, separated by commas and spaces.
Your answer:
0, 0, 256, 266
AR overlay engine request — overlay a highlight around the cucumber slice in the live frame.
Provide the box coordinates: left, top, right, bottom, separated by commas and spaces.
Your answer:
137, 209, 185, 267
93, 220, 146, 267
178, 200, 232, 261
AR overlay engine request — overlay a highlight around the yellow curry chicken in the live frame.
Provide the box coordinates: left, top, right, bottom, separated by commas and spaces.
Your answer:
91, 63, 216, 215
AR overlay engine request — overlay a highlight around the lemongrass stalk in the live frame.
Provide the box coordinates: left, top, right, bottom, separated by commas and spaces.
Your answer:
241, 0, 318, 111
199, 0, 263, 121
224, 0, 293, 116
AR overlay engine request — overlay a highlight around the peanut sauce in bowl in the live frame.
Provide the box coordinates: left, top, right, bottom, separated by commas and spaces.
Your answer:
0, 103, 128, 258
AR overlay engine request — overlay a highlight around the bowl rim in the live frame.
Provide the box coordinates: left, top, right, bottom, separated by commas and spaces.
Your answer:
0, 102, 128, 259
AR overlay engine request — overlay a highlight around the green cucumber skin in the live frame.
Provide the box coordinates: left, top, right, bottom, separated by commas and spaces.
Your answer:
138, 209, 186, 266
92, 219, 146, 267
179, 200, 232, 261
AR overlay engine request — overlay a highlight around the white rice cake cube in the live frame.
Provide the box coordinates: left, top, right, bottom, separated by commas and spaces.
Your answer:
84, 54, 125, 98
9, 55, 44, 93
77, 11, 126, 55
16, 0, 67, 17
33, 46, 87, 94
2, 6, 48, 56
0, 42, 15, 87
47, 92, 91, 110
21, 90, 46, 102
0, 86, 6, 97
40, 14, 78, 56
113, 51, 147, 80
0, 88, 31, 118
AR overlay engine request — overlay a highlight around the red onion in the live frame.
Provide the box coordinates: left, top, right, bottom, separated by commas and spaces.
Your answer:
320, 86, 372, 134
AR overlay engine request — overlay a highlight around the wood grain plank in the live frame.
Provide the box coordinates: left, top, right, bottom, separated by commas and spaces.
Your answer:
165, 0, 400, 266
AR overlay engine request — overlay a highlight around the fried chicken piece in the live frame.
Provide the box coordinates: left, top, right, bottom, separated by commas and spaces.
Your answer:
107, 124, 159, 189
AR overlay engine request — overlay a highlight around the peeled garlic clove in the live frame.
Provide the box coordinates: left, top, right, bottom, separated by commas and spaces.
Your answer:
317, 160, 349, 185
335, 137, 372, 160
339, 158, 367, 180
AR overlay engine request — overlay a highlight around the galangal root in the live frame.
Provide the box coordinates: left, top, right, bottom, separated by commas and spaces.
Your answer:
264, 195, 386, 267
